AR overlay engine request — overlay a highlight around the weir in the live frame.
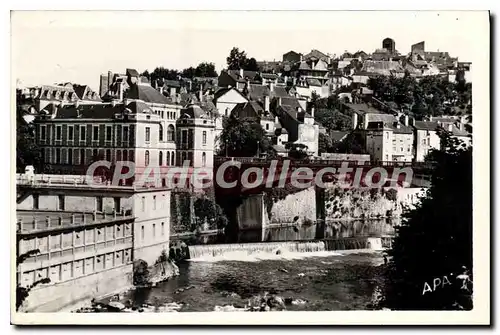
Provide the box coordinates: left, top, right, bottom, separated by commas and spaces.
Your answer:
187, 237, 384, 260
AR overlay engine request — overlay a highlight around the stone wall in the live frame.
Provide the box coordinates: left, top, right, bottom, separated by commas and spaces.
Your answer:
266, 187, 316, 225
236, 194, 265, 230
22, 263, 133, 312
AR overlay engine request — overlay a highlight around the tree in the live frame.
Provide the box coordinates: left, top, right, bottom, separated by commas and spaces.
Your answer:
245, 58, 259, 71
318, 133, 332, 154
286, 143, 309, 160
217, 115, 273, 157
182, 67, 196, 79
17, 98, 41, 173
193, 197, 229, 231
331, 131, 366, 154
226, 47, 248, 70
195, 62, 218, 77
380, 129, 472, 310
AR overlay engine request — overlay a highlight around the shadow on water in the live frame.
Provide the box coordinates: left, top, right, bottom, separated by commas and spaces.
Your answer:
173, 218, 399, 246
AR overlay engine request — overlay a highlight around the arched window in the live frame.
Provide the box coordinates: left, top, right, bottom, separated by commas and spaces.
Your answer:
159, 124, 164, 142
159, 151, 163, 166
202, 152, 206, 167
167, 151, 170, 166
171, 151, 175, 166
145, 150, 150, 166
167, 125, 175, 142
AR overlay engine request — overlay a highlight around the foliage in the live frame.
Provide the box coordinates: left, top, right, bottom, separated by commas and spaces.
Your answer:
16, 249, 51, 311
385, 188, 398, 202
318, 133, 332, 155
285, 143, 309, 160
217, 115, 274, 157
133, 259, 150, 286
193, 197, 229, 231
367, 75, 472, 119
142, 62, 218, 83
314, 109, 351, 132
16, 101, 41, 173
226, 47, 258, 71
380, 129, 472, 310
331, 132, 367, 154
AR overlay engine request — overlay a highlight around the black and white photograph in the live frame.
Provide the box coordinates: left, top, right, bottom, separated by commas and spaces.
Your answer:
11, 10, 490, 325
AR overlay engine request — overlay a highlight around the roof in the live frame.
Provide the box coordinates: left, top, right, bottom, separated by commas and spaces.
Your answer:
248, 84, 270, 101
366, 121, 413, 134
213, 87, 248, 102
126, 68, 139, 77
227, 70, 259, 82
126, 100, 152, 114
343, 103, 384, 115
306, 78, 322, 87
273, 144, 288, 153
361, 60, 405, 75
180, 104, 210, 119
298, 61, 311, 71
164, 80, 181, 88
330, 131, 348, 142
304, 49, 328, 61
271, 86, 289, 98
261, 73, 279, 80
126, 84, 170, 104
280, 97, 302, 111
414, 121, 439, 131
52, 103, 124, 119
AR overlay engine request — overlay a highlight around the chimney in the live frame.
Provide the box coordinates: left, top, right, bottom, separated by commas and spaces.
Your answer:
300, 54, 303, 62
199, 89, 203, 102
264, 95, 270, 112
239, 68, 244, 78
278, 97, 282, 106
284, 76, 289, 85
404, 114, 409, 127
429, 116, 433, 121
448, 124, 453, 132
311, 107, 315, 118
275, 116, 279, 123
107, 71, 113, 90
118, 82, 124, 101
270, 82, 275, 92
352, 113, 358, 129
170, 87, 176, 100
459, 122, 464, 131
409, 117, 415, 127
292, 77, 297, 86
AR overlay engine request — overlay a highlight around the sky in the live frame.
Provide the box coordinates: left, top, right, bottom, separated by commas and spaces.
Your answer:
11, 11, 489, 91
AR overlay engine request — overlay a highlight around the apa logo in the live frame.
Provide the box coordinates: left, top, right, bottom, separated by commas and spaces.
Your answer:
422, 267, 472, 295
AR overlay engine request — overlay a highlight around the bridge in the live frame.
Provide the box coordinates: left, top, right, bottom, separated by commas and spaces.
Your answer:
213, 156, 435, 195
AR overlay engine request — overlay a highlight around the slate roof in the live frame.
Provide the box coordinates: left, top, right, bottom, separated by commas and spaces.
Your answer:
126, 68, 139, 77
414, 121, 439, 131
329, 131, 348, 142
306, 78, 322, 87
303, 49, 328, 61
126, 101, 152, 114
298, 62, 312, 71
52, 104, 124, 119
261, 73, 279, 80
361, 60, 405, 75
248, 84, 270, 101
126, 84, 170, 104
271, 86, 289, 98
181, 104, 209, 119
213, 87, 248, 102
280, 97, 302, 111
343, 103, 384, 115
227, 70, 259, 82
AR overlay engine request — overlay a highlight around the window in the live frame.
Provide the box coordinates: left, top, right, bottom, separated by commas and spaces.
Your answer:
161, 222, 165, 236
106, 126, 112, 142
80, 149, 85, 164
92, 149, 98, 160
202, 131, 207, 144
33, 194, 39, 209
68, 149, 73, 164
58, 195, 65, 211
40, 125, 46, 141
123, 126, 129, 143
159, 151, 163, 166
181, 130, 188, 145
145, 150, 150, 166
202, 152, 206, 167
92, 126, 99, 141
159, 124, 163, 142
187, 152, 193, 167
123, 150, 128, 161
153, 196, 156, 210
55, 148, 61, 163
68, 126, 74, 142
152, 224, 156, 238
80, 125, 86, 141
265, 123, 269, 130
386, 132, 389, 140
145, 127, 150, 142
116, 150, 122, 161
56, 126, 62, 141
141, 226, 145, 240
141, 196, 145, 212
105, 149, 111, 161
167, 125, 175, 142
114, 197, 121, 213
96, 197, 103, 212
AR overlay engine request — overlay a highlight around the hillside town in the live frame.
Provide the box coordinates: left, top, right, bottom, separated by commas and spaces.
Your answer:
15, 36, 474, 313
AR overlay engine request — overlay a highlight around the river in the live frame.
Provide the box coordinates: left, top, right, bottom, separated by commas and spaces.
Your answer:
117, 219, 395, 312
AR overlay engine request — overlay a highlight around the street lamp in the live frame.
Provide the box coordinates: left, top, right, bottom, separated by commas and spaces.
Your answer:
257, 140, 260, 158
225, 139, 228, 158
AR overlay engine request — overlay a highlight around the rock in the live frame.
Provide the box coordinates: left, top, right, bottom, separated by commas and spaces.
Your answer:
291, 299, 307, 305
284, 297, 293, 305
297, 273, 305, 277
275, 249, 282, 255
278, 268, 289, 273
108, 301, 126, 311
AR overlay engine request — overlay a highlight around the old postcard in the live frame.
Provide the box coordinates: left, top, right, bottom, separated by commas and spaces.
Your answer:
11, 10, 490, 325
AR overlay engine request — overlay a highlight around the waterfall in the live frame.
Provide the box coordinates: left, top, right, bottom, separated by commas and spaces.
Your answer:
188, 241, 326, 260
187, 237, 385, 260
